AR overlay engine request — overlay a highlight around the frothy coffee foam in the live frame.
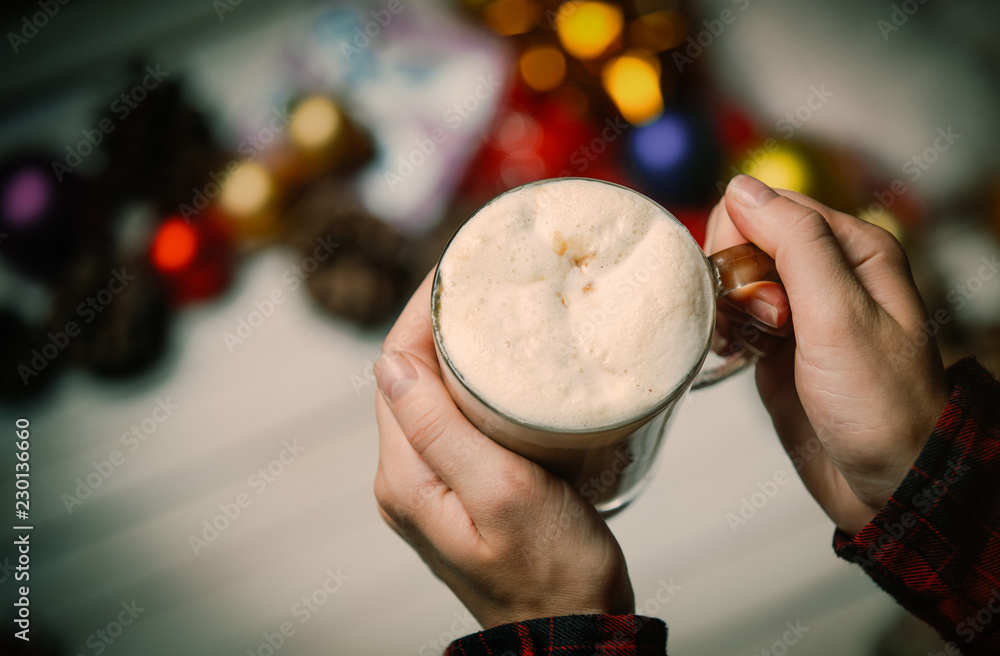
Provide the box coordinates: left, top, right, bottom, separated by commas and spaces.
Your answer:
436, 179, 714, 429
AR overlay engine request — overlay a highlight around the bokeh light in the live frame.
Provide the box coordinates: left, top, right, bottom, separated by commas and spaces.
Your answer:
628, 10, 686, 52
631, 112, 689, 172
555, 1, 624, 60
151, 217, 198, 272
520, 45, 567, 92
601, 50, 663, 125
290, 95, 343, 152
2, 166, 51, 227
752, 144, 812, 195
220, 161, 274, 219
482, 0, 535, 36
629, 110, 721, 204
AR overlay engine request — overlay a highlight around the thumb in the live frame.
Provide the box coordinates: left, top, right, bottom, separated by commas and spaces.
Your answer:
723, 175, 869, 317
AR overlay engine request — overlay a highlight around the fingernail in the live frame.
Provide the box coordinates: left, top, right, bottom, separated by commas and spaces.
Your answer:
374, 351, 417, 403
728, 175, 776, 209
745, 297, 779, 328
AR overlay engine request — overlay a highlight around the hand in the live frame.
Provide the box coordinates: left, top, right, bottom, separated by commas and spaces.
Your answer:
705, 175, 950, 536
373, 272, 634, 629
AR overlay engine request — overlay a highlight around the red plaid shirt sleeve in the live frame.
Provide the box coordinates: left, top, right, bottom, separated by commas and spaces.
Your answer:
444, 614, 667, 656
834, 356, 1000, 655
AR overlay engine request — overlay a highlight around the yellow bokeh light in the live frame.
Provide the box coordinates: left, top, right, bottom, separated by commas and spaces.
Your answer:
220, 161, 273, 218
290, 96, 343, 152
752, 146, 812, 195
520, 45, 567, 92
601, 50, 663, 125
483, 0, 535, 36
555, 1, 623, 60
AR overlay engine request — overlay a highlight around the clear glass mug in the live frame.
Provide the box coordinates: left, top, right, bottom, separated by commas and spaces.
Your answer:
431, 178, 781, 515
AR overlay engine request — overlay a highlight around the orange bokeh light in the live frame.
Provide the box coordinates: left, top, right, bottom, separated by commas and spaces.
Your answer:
151, 217, 198, 272
483, 0, 535, 36
520, 45, 567, 92
555, 1, 624, 60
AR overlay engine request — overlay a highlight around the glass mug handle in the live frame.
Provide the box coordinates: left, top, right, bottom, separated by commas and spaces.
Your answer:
692, 242, 783, 390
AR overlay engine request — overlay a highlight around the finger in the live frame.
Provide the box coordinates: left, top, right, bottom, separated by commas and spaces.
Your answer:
375, 392, 445, 508
704, 199, 746, 254
382, 269, 439, 374
713, 308, 788, 358
375, 392, 481, 554
724, 177, 925, 327
374, 349, 525, 507
723, 175, 876, 327
725, 281, 791, 332
760, 189, 926, 326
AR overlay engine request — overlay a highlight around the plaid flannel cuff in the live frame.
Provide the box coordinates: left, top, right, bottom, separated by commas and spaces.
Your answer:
445, 614, 667, 656
834, 356, 1000, 653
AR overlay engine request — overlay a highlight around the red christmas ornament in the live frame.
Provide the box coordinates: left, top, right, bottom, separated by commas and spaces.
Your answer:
150, 215, 232, 305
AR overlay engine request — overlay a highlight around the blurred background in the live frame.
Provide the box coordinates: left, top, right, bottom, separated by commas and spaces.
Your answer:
1, 0, 999, 654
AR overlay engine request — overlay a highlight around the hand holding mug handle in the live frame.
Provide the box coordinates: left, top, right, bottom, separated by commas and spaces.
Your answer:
694, 242, 791, 389
704, 175, 948, 535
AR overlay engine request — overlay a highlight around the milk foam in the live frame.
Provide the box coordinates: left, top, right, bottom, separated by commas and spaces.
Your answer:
436, 179, 714, 429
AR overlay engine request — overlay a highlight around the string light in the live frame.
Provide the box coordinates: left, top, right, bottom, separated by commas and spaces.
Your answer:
151, 217, 198, 273
520, 45, 567, 92
219, 161, 274, 219
555, 1, 623, 60
290, 96, 343, 152
602, 50, 663, 125
482, 0, 535, 35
